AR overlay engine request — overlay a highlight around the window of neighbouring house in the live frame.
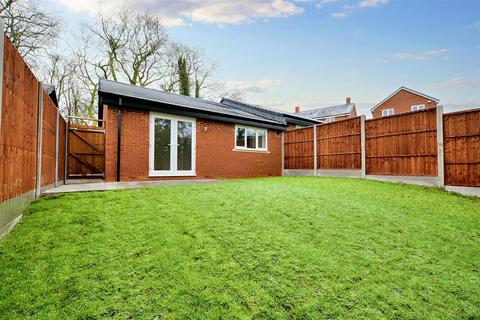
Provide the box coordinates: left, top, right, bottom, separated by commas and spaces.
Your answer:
325, 117, 336, 123
411, 104, 425, 111
235, 126, 268, 151
382, 108, 395, 117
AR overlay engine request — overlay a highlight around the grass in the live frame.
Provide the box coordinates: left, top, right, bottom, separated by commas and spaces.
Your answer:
0, 177, 479, 320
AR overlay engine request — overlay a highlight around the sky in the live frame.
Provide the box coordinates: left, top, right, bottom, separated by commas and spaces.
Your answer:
44, 0, 480, 116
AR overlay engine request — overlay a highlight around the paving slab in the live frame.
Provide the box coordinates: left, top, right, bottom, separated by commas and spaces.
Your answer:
43, 179, 225, 195
445, 186, 480, 198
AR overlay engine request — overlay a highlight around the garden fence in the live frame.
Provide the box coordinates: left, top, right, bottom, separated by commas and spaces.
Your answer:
0, 32, 67, 237
284, 107, 480, 188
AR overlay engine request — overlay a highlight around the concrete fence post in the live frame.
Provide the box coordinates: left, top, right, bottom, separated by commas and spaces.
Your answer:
281, 131, 285, 176
35, 82, 44, 198
360, 115, 367, 177
313, 125, 318, 176
436, 105, 445, 187
0, 19, 4, 132
54, 108, 59, 187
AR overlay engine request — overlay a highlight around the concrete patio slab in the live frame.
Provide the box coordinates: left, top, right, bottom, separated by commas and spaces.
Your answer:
43, 179, 225, 195
445, 186, 480, 198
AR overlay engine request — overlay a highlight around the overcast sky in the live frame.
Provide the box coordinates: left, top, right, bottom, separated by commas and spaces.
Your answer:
44, 0, 480, 116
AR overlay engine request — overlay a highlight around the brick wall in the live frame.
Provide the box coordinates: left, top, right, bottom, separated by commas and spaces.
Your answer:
372, 89, 437, 118
105, 105, 282, 181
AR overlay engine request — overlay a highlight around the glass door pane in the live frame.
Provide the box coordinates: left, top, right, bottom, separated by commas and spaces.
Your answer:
154, 118, 171, 171
177, 121, 192, 171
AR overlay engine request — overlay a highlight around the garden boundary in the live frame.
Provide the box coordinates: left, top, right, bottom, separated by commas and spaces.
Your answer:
283, 106, 480, 188
0, 29, 67, 238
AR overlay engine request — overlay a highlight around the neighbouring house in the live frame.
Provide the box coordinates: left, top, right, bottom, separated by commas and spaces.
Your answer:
371, 87, 439, 118
294, 98, 357, 123
98, 79, 317, 181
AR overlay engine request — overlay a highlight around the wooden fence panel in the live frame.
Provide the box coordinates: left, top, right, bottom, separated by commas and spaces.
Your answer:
41, 91, 57, 187
365, 109, 438, 176
58, 117, 67, 182
284, 127, 314, 169
444, 108, 480, 187
316, 117, 361, 169
0, 35, 39, 202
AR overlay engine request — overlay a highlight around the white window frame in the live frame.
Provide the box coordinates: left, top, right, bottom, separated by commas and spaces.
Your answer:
234, 125, 268, 152
325, 117, 336, 123
411, 104, 425, 111
149, 112, 196, 177
382, 108, 395, 117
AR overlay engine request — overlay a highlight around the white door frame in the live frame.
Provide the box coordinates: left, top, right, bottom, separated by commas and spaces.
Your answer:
149, 112, 196, 177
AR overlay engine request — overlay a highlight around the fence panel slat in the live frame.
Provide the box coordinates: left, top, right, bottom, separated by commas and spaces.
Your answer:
0, 35, 39, 202
57, 117, 67, 182
284, 127, 314, 169
365, 109, 438, 176
41, 90, 57, 187
316, 117, 361, 169
444, 108, 480, 187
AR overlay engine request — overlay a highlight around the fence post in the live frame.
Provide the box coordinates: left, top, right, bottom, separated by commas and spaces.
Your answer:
54, 108, 59, 187
436, 105, 445, 187
0, 19, 4, 132
313, 125, 317, 176
35, 82, 44, 198
65, 117, 69, 183
360, 115, 366, 177
281, 131, 285, 176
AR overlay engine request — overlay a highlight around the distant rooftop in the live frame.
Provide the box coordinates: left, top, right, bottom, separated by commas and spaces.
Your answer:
296, 103, 355, 119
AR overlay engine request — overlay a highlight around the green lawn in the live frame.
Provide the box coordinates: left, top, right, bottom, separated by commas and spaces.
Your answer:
0, 177, 479, 319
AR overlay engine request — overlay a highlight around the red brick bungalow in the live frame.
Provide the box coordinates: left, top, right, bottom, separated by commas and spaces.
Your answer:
98, 79, 317, 181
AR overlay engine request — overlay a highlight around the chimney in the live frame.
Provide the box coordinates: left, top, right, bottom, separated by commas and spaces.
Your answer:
295, 105, 301, 113
346, 97, 352, 104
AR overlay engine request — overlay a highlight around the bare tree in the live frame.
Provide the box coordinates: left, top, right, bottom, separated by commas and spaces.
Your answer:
161, 42, 215, 98
222, 90, 245, 102
190, 48, 214, 98
40, 28, 111, 118
71, 32, 111, 117
90, 8, 168, 87
43, 53, 71, 110
35, 7, 216, 119
0, 0, 60, 63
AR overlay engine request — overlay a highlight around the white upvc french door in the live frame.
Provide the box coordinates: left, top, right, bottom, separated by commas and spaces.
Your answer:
149, 112, 196, 177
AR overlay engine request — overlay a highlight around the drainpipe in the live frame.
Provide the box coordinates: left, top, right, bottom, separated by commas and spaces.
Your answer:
116, 98, 122, 182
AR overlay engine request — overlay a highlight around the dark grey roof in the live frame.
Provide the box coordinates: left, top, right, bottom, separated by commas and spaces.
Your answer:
296, 103, 355, 119
221, 98, 286, 124
44, 83, 58, 107
45, 84, 55, 95
98, 79, 282, 126
220, 98, 319, 126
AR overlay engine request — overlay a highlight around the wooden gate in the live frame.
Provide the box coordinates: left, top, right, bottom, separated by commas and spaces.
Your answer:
67, 117, 106, 179
444, 108, 480, 187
